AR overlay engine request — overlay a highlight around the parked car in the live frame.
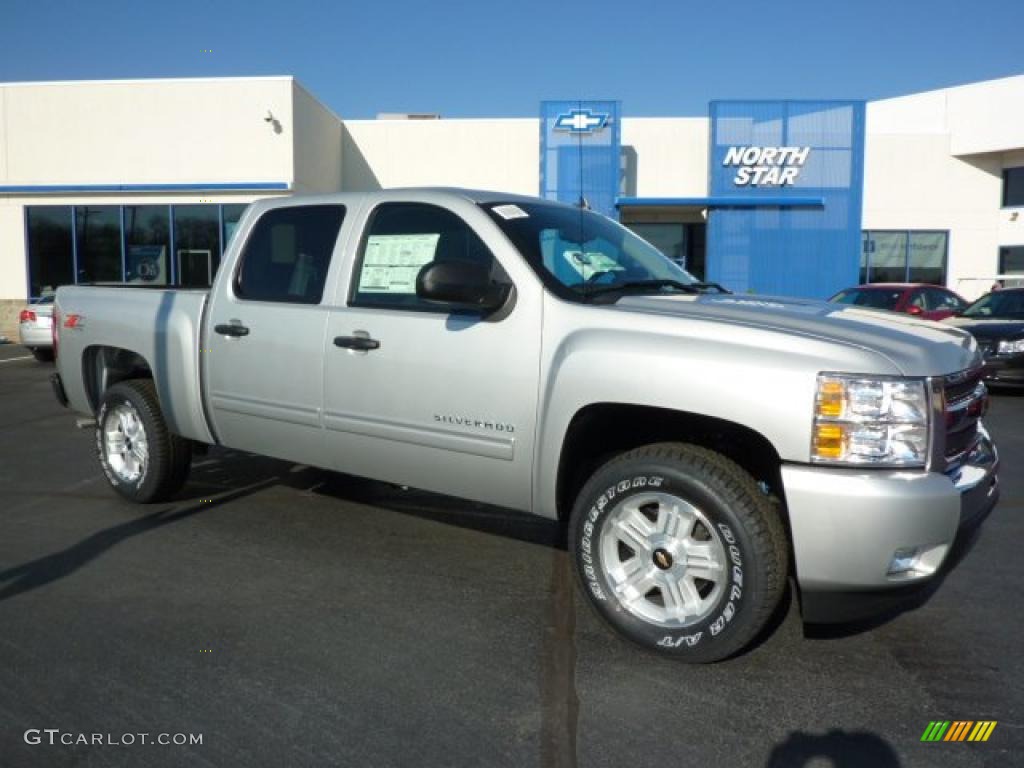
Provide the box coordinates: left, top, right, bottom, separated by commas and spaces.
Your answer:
51, 189, 998, 662
828, 283, 967, 321
18, 295, 55, 361
944, 287, 1024, 386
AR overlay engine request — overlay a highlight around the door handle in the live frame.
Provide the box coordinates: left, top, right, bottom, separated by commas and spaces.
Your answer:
214, 323, 250, 337
334, 335, 380, 351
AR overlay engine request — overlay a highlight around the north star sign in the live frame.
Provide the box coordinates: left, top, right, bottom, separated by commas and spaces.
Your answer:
722, 145, 811, 186
554, 109, 609, 134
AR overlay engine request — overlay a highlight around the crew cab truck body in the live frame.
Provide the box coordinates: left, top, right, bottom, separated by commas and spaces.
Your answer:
52, 189, 1000, 661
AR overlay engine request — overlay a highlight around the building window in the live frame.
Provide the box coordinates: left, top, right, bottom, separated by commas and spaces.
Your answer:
124, 206, 170, 285
25, 202, 249, 295
74, 206, 122, 284
1003, 167, 1024, 208
26, 207, 73, 299
861, 230, 948, 285
173, 205, 221, 287
1000, 245, 1024, 274
222, 204, 248, 250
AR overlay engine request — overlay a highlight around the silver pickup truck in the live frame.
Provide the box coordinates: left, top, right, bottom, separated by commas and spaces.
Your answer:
51, 188, 999, 661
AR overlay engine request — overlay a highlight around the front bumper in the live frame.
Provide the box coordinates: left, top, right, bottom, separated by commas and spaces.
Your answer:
783, 427, 999, 622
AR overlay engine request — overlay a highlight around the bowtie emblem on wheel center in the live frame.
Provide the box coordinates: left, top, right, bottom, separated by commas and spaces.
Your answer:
653, 548, 674, 570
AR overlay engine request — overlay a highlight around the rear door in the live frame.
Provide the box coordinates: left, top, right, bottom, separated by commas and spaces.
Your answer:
204, 203, 349, 467
321, 197, 543, 512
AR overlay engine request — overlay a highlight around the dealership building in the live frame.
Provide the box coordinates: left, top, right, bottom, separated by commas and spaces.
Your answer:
1, 73, 1022, 339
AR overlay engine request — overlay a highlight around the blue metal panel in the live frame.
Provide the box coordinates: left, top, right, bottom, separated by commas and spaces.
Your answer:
0, 182, 290, 194
540, 100, 621, 217
617, 196, 825, 208
706, 100, 865, 299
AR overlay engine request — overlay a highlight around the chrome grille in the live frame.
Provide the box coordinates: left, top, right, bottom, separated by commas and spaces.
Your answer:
943, 367, 986, 470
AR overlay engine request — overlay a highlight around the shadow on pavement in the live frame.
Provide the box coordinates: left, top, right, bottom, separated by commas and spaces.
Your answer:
0, 456, 291, 603
765, 729, 901, 767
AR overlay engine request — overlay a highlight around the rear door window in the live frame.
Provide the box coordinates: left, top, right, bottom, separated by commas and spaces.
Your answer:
235, 205, 346, 304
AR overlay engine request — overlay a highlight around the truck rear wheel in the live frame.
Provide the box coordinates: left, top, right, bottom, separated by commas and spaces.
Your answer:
96, 379, 192, 503
569, 443, 787, 662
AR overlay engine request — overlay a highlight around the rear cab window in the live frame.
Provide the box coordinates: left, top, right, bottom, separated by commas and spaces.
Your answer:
234, 205, 346, 304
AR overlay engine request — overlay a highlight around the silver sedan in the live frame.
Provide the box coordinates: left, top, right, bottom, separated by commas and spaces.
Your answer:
18, 296, 55, 362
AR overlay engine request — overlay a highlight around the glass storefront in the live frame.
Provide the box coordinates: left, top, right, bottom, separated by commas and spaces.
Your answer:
74, 205, 122, 284
124, 206, 170, 285
625, 222, 707, 280
26, 207, 73, 297
25, 203, 249, 298
173, 205, 222, 288
861, 230, 948, 285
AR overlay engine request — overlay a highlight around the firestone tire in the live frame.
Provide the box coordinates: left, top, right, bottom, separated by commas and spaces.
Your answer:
31, 347, 54, 362
569, 443, 788, 662
96, 379, 192, 503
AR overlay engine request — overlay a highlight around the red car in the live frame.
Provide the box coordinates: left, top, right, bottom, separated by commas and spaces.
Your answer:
828, 283, 968, 321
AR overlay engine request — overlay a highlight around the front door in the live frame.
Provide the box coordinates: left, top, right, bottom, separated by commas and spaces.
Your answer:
322, 200, 542, 512
205, 203, 348, 467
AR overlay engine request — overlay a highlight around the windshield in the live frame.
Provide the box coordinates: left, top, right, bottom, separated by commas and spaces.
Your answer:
482, 202, 705, 301
830, 288, 902, 310
961, 290, 1024, 319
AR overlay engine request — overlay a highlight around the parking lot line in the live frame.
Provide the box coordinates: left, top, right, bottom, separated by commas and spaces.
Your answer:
0, 355, 34, 364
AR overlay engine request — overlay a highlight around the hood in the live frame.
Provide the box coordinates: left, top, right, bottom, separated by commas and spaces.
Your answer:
942, 316, 1024, 340
613, 293, 980, 377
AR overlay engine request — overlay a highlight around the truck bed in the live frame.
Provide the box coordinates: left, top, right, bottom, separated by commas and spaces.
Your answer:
54, 285, 215, 444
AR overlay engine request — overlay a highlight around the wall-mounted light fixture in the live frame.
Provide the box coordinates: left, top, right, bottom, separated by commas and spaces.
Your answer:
264, 110, 282, 135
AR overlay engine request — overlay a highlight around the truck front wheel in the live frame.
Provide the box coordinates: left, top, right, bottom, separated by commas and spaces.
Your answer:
569, 443, 787, 662
96, 380, 192, 503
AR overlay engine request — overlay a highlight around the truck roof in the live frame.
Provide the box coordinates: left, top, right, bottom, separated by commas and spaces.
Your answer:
250, 187, 575, 211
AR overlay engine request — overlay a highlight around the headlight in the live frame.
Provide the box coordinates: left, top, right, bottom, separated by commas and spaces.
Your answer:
812, 374, 930, 467
997, 339, 1024, 355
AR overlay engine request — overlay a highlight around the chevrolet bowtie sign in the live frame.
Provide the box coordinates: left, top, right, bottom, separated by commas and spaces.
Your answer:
554, 109, 609, 134
722, 145, 811, 186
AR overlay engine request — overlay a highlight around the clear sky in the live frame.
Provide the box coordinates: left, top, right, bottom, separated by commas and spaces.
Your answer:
2, 0, 1021, 118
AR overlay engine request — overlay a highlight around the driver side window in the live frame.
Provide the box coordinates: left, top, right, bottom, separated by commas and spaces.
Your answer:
350, 203, 501, 310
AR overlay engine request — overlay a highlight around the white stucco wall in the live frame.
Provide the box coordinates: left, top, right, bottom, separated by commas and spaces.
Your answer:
342, 118, 539, 194
0, 77, 295, 186
622, 118, 709, 198
0, 77, 344, 303
864, 75, 1024, 298
292, 82, 343, 194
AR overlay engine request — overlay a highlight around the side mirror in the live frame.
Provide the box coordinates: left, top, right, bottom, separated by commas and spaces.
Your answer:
907, 305, 924, 316
416, 261, 511, 314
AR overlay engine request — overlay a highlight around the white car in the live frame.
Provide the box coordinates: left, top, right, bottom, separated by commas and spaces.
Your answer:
19, 296, 55, 361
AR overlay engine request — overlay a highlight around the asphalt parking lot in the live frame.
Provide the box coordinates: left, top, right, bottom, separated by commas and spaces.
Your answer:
1, 343, 1021, 768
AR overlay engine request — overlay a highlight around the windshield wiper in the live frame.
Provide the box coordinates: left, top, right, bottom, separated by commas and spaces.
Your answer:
583, 279, 707, 303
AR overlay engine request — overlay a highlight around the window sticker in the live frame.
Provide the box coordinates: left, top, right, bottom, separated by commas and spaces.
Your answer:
492, 204, 529, 220
358, 233, 440, 294
562, 250, 624, 280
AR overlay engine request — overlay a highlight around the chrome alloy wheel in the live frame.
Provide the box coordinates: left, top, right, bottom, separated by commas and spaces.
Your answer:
599, 492, 728, 628
102, 402, 149, 483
